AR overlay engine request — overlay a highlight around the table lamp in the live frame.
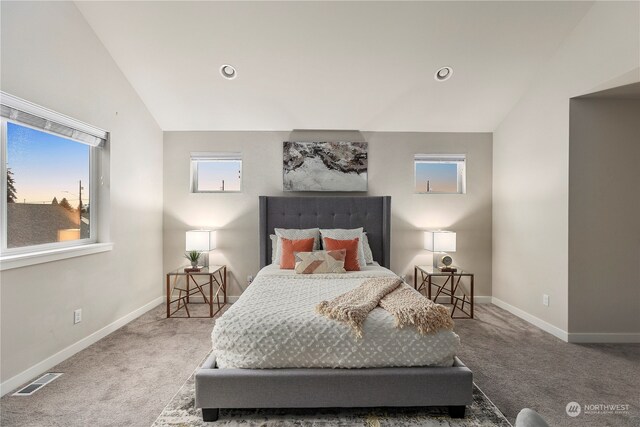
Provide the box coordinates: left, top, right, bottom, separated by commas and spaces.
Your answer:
186, 230, 217, 268
424, 230, 456, 272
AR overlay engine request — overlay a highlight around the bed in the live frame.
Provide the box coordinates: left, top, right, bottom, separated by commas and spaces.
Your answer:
195, 196, 473, 421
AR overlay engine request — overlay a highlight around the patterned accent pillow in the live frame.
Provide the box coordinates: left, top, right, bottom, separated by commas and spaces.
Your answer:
280, 237, 315, 269
362, 232, 374, 264
273, 228, 320, 264
294, 250, 346, 274
319, 228, 366, 268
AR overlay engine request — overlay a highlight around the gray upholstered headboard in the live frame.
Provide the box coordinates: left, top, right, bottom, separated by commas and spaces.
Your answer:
259, 196, 391, 269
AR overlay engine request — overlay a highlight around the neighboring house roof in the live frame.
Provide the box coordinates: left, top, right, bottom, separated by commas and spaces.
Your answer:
7, 203, 81, 248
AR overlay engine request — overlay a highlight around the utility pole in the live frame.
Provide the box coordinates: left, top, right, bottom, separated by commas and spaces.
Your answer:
426, 180, 431, 192
221, 180, 225, 191
78, 180, 84, 226
78, 180, 83, 211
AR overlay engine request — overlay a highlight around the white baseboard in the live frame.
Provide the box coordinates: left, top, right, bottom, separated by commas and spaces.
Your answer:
567, 333, 640, 343
491, 297, 569, 342
490, 297, 640, 343
0, 296, 163, 397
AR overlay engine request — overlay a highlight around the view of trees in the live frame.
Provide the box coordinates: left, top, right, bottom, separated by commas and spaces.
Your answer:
7, 168, 17, 203
7, 169, 85, 212
59, 198, 74, 211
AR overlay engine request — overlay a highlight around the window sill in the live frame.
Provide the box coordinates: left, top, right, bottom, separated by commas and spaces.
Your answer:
0, 242, 114, 271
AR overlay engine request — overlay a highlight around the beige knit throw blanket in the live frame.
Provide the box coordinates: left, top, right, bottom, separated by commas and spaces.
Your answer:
316, 277, 454, 338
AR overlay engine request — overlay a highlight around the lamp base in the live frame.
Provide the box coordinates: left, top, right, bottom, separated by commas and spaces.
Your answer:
439, 266, 458, 273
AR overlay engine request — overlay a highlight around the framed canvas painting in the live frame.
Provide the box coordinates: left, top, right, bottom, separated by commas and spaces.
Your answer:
283, 141, 368, 192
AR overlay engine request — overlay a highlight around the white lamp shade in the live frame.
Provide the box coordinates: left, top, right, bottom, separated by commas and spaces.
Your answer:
424, 230, 456, 252
186, 230, 217, 252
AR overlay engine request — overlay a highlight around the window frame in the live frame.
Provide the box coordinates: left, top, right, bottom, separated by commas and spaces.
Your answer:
414, 154, 467, 194
190, 152, 243, 193
0, 118, 100, 257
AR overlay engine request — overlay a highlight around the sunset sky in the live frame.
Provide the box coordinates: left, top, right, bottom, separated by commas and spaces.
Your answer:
7, 122, 90, 205
197, 160, 241, 191
415, 162, 459, 193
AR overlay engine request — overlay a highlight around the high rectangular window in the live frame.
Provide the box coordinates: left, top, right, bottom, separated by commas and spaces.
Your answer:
190, 152, 242, 193
414, 154, 466, 194
1, 92, 106, 255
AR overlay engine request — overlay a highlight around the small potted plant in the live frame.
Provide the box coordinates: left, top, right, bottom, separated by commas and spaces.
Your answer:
184, 250, 200, 268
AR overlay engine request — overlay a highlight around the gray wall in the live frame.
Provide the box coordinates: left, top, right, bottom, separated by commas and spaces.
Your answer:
569, 98, 640, 334
0, 1, 163, 385
163, 131, 492, 299
492, 1, 639, 335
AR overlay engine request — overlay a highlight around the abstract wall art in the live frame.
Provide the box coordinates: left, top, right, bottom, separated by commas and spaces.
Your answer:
283, 141, 368, 192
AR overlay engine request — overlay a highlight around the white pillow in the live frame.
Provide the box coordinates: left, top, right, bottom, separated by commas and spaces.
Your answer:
319, 228, 367, 268
362, 232, 374, 264
273, 228, 320, 264
270, 234, 277, 263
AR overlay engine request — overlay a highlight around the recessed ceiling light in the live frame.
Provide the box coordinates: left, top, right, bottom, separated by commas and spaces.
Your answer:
434, 66, 453, 82
220, 64, 237, 80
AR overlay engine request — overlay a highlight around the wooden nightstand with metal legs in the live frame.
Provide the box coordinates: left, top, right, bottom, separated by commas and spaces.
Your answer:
166, 265, 227, 318
414, 265, 474, 319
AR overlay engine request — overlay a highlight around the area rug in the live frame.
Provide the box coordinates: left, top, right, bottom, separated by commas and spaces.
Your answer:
152, 369, 511, 426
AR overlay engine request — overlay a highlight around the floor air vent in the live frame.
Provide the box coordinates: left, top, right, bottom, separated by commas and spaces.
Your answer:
12, 373, 63, 396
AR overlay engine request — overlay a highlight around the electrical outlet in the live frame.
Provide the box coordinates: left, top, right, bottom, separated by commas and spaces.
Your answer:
542, 294, 549, 307
74, 309, 82, 324
247, 275, 253, 285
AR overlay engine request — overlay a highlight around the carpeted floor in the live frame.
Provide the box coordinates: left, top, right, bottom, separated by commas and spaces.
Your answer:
1, 303, 638, 427
455, 307, 639, 427
1, 303, 224, 427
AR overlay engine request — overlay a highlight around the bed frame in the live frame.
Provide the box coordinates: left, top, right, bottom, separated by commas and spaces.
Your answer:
195, 196, 473, 421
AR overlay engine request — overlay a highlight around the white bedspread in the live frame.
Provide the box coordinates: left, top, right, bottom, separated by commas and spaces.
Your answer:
212, 264, 460, 369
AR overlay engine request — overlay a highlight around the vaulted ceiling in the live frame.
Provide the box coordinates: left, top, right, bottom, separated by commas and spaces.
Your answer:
76, 1, 593, 132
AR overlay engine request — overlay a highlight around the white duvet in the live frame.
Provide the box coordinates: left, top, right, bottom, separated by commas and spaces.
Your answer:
212, 264, 460, 369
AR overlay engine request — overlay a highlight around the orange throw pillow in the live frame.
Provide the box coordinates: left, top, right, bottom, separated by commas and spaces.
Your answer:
322, 237, 361, 271
280, 237, 315, 269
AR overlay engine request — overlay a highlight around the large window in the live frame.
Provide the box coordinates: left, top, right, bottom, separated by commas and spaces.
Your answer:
190, 152, 242, 193
414, 154, 466, 194
1, 92, 107, 255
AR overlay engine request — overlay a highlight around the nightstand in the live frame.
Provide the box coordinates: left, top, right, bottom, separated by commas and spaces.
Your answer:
166, 265, 227, 318
414, 265, 474, 319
